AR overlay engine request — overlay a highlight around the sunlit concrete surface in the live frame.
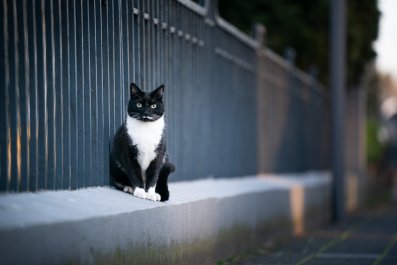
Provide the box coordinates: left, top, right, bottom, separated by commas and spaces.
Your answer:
0, 172, 331, 265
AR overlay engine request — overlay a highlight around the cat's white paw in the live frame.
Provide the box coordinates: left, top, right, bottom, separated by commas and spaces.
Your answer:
146, 187, 161, 201
133, 187, 147, 199
146, 192, 161, 201
123, 186, 133, 194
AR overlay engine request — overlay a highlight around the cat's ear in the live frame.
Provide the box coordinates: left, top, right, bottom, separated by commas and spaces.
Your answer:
130, 83, 142, 97
150, 85, 164, 100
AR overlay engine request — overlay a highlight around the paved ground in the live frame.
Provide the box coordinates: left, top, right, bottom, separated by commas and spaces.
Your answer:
218, 203, 397, 265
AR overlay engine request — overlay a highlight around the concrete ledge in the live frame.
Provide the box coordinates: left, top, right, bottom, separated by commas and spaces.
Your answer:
0, 172, 331, 265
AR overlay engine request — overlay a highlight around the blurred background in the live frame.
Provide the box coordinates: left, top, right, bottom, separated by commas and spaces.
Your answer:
219, 0, 397, 204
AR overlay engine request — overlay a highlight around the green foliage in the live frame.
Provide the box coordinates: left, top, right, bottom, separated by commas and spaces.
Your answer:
347, 1, 380, 86
366, 119, 384, 165
364, 65, 381, 119
218, 0, 380, 87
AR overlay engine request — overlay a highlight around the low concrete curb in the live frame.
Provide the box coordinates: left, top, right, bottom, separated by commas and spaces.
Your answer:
0, 172, 331, 265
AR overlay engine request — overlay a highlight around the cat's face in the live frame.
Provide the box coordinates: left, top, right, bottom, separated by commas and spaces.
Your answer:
127, 83, 165, 122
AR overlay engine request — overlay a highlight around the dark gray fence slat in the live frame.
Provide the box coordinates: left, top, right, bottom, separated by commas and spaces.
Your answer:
60, 0, 70, 189
113, 0, 121, 135
33, 0, 45, 189
89, 0, 97, 187
121, 0, 129, 121
145, 0, 150, 90
0, 1, 5, 190
43, 0, 55, 189
26, 0, 39, 191
101, 0, 110, 186
93, 0, 100, 186
7, 0, 18, 191
14, 0, 26, 190
81, 0, 91, 188
53, 0, 63, 190
67, 0, 77, 189
0, 1, 9, 190
98, 0, 107, 186
75, 0, 84, 188
108, 0, 115, 152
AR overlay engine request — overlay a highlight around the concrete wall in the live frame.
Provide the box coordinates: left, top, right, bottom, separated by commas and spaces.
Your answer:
0, 172, 331, 265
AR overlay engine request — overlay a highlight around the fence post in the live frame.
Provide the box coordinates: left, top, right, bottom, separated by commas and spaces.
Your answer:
285, 47, 299, 171
254, 23, 266, 173
330, 0, 346, 222
285, 47, 296, 66
253, 23, 266, 48
206, 0, 218, 19
309, 66, 319, 169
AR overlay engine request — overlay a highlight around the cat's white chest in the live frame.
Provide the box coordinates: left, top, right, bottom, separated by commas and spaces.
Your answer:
126, 116, 164, 172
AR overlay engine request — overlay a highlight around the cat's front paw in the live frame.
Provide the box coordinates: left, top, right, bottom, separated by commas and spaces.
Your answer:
123, 186, 134, 194
146, 187, 161, 201
146, 192, 161, 201
133, 187, 147, 199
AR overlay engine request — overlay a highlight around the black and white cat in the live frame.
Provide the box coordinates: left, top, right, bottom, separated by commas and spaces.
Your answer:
110, 83, 175, 202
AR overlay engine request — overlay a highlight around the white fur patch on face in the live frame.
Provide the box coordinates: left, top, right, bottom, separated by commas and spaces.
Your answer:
126, 116, 165, 176
146, 186, 161, 201
133, 187, 147, 199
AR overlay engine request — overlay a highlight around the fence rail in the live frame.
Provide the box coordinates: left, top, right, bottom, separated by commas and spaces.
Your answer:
0, 0, 329, 192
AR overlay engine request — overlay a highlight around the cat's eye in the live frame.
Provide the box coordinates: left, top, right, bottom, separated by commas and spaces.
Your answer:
150, 104, 157, 109
136, 103, 142, 108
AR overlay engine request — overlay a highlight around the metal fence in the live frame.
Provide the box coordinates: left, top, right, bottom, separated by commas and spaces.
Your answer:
0, 0, 329, 192
257, 48, 330, 173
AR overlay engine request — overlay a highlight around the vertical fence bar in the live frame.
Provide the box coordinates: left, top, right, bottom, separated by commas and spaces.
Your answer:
60, 0, 70, 189
146, 0, 151, 90
20, 0, 30, 190
28, 1, 39, 190
54, 0, 63, 190
121, 0, 129, 118
75, 0, 84, 188
141, 0, 145, 87
43, 0, 54, 189
118, 0, 124, 119
91, 0, 98, 186
163, 0, 171, 171
107, 0, 114, 160
96, 0, 104, 186
132, 0, 138, 84
99, 0, 105, 185
167, 0, 174, 178
0, 0, 4, 189
69, 0, 78, 189
102, 0, 110, 186
34, 0, 47, 189
47, 1, 57, 189
90, 0, 96, 186
331, 0, 346, 222
6, 0, 17, 191
134, 0, 141, 86
15, 0, 24, 189
82, 0, 91, 188
1, 1, 10, 191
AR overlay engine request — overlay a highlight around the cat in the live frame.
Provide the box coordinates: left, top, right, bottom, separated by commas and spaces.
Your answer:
110, 83, 175, 202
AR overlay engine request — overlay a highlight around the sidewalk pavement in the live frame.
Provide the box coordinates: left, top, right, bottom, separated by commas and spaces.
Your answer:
218, 203, 397, 265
